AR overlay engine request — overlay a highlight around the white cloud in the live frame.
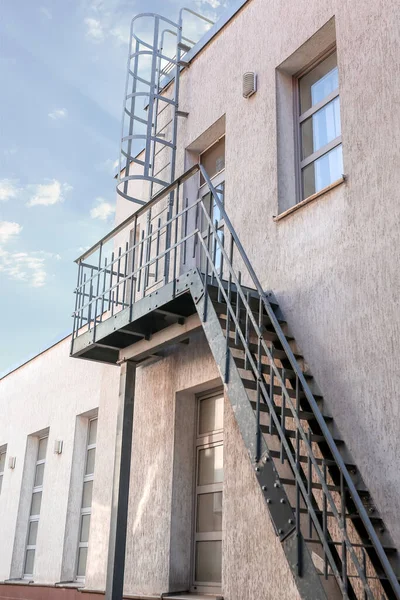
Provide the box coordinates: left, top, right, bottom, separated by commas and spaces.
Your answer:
0, 179, 19, 202
90, 197, 115, 221
84, 17, 105, 42
98, 158, 119, 174
0, 221, 23, 244
40, 6, 52, 19
0, 249, 47, 287
48, 108, 68, 120
26, 180, 72, 207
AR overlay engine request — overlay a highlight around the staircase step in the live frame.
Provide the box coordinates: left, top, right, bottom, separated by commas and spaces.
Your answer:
212, 299, 286, 324
218, 314, 293, 342
243, 377, 323, 402
260, 424, 343, 445
304, 538, 397, 553
268, 449, 353, 469
279, 477, 368, 495
228, 338, 302, 361
234, 356, 313, 381
296, 506, 383, 522
249, 400, 332, 422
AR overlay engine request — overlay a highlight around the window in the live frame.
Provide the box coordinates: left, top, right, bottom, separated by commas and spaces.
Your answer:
76, 418, 97, 580
297, 50, 343, 200
24, 436, 48, 578
192, 393, 224, 593
0, 448, 6, 494
198, 138, 225, 275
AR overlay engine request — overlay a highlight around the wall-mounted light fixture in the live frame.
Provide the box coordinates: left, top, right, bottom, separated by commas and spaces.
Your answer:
54, 440, 63, 455
8, 457, 16, 469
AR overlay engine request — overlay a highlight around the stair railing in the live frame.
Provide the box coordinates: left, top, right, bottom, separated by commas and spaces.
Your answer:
198, 164, 400, 599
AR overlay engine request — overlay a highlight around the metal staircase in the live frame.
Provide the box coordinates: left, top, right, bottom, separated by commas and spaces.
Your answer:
71, 8, 400, 598
71, 163, 400, 600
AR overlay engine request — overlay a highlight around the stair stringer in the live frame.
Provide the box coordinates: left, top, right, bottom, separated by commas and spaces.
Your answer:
190, 271, 329, 600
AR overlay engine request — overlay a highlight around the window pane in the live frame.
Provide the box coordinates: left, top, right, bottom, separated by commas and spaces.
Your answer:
301, 97, 341, 159
28, 520, 38, 545
198, 445, 223, 485
197, 492, 223, 532
30, 492, 42, 516
302, 144, 343, 199
37, 437, 48, 461
34, 463, 45, 487
85, 448, 96, 475
80, 514, 91, 543
199, 396, 224, 435
24, 549, 35, 575
88, 419, 97, 445
200, 137, 225, 184
195, 541, 222, 583
77, 547, 88, 577
0, 452, 6, 472
299, 52, 338, 113
82, 481, 93, 508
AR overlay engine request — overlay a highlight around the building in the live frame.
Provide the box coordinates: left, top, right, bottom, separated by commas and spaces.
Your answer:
1, 1, 400, 599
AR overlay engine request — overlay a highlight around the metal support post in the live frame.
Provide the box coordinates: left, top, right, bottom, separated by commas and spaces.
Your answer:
105, 361, 136, 600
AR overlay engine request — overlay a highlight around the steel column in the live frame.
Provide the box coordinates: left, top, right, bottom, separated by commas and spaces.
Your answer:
105, 360, 136, 600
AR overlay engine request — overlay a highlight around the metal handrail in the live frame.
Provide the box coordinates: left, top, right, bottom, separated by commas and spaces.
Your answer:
198, 164, 400, 598
71, 161, 399, 597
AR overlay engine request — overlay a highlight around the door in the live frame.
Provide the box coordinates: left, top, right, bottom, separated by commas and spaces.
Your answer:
191, 392, 224, 594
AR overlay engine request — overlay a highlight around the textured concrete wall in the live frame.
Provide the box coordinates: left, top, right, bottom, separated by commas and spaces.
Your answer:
123, 331, 303, 598
0, 338, 119, 587
166, 0, 400, 551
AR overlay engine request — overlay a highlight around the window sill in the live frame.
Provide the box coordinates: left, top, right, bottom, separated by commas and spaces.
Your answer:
274, 176, 345, 222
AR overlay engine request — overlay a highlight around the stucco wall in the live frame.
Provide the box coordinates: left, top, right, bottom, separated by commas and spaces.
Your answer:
123, 330, 302, 598
0, 338, 119, 587
161, 0, 400, 550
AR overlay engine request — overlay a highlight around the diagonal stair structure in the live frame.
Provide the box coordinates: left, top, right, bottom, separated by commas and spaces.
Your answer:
71, 163, 400, 600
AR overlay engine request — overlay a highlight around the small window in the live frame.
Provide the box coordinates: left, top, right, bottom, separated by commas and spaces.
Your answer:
24, 436, 48, 578
297, 50, 343, 200
76, 418, 97, 581
0, 447, 6, 494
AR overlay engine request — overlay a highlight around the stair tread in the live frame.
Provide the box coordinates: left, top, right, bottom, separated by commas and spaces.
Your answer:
228, 338, 302, 360
234, 356, 313, 380
260, 424, 343, 445
249, 400, 332, 422
243, 377, 323, 400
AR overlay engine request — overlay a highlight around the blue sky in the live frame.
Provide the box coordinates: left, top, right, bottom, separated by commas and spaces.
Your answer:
0, 0, 234, 374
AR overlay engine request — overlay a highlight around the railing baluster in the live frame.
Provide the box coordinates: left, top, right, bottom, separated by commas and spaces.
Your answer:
280, 367, 286, 464
93, 243, 103, 341
81, 273, 87, 329
155, 217, 161, 280
224, 234, 234, 384
100, 256, 107, 321
269, 346, 275, 435
183, 198, 188, 265
73, 262, 82, 340
88, 267, 94, 330
172, 182, 180, 297
235, 271, 242, 345
244, 291, 250, 370
308, 429, 313, 539
137, 229, 145, 294
341, 471, 348, 593
116, 246, 122, 308
203, 222, 211, 322
217, 229, 224, 304
108, 251, 114, 312
122, 242, 129, 307
295, 375, 302, 577
129, 216, 138, 320
323, 460, 328, 580
256, 294, 262, 462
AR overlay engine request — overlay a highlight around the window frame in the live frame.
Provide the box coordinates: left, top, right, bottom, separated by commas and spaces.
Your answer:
24, 435, 48, 579
294, 45, 342, 202
191, 391, 224, 595
0, 447, 6, 495
75, 417, 97, 582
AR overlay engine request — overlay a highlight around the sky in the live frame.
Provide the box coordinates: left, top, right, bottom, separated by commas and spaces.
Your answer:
0, 0, 235, 375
